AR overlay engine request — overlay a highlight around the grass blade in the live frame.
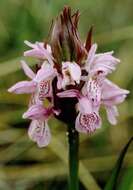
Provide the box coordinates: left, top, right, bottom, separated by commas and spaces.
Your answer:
104, 136, 133, 190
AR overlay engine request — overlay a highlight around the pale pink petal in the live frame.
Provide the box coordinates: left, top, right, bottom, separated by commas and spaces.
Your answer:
62, 62, 81, 87
87, 79, 101, 107
90, 52, 119, 76
8, 81, 36, 94
57, 75, 63, 89
102, 79, 129, 104
41, 60, 51, 69
28, 120, 51, 147
37, 122, 51, 147
75, 112, 101, 134
95, 51, 120, 63
36, 42, 54, 65
102, 94, 127, 106
69, 62, 81, 84
23, 104, 52, 120
105, 106, 118, 125
84, 44, 121, 77
34, 67, 56, 83
25, 41, 51, 54
85, 43, 97, 71
24, 49, 45, 59
78, 97, 92, 114
94, 51, 114, 57
24, 41, 53, 65
57, 89, 80, 98
21, 61, 35, 79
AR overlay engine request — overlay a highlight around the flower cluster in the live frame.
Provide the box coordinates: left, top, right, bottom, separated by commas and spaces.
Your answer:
8, 7, 129, 147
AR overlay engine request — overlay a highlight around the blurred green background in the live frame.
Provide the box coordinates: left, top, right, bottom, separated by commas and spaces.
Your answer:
0, 0, 133, 189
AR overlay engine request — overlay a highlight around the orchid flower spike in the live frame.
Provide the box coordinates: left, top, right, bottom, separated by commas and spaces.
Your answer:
8, 7, 129, 147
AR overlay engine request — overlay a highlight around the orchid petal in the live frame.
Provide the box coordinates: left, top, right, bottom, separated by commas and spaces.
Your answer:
90, 53, 119, 76
34, 67, 56, 83
69, 62, 81, 84
61, 62, 81, 88
24, 49, 45, 59
24, 41, 53, 65
78, 97, 92, 114
36, 42, 54, 64
8, 81, 36, 94
28, 120, 51, 147
57, 89, 80, 98
105, 106, 118, 125
85, 43, 97, 71
75, 112, 101, 134
102, 95, 127, 106
102, 79, 129, 104
23, 104, 52, 120
21, 61, 35, 79
57, 75, 63, 89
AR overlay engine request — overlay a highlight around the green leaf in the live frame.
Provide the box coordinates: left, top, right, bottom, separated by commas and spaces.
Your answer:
104, 136, 133, 190
117, 167, 133, 190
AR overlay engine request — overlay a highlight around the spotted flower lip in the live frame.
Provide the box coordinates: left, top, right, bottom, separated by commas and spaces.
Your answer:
75, 112, 101, 134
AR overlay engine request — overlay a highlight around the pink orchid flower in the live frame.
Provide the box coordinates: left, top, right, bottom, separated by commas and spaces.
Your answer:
57, 76, 129, 132
23, 104, 55, 147
57, 61, 81, 89
8, 61, 56, 101
81, 44, 120, 111
84, 43, 120, 77
28, 120, 51, 148
57, 89, 101, 133
23, 104, 60, 147
24, 41, 54, 65
101, 79, 129, 125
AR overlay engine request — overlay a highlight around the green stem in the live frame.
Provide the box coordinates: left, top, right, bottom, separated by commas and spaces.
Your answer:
68, 124, 79, 190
